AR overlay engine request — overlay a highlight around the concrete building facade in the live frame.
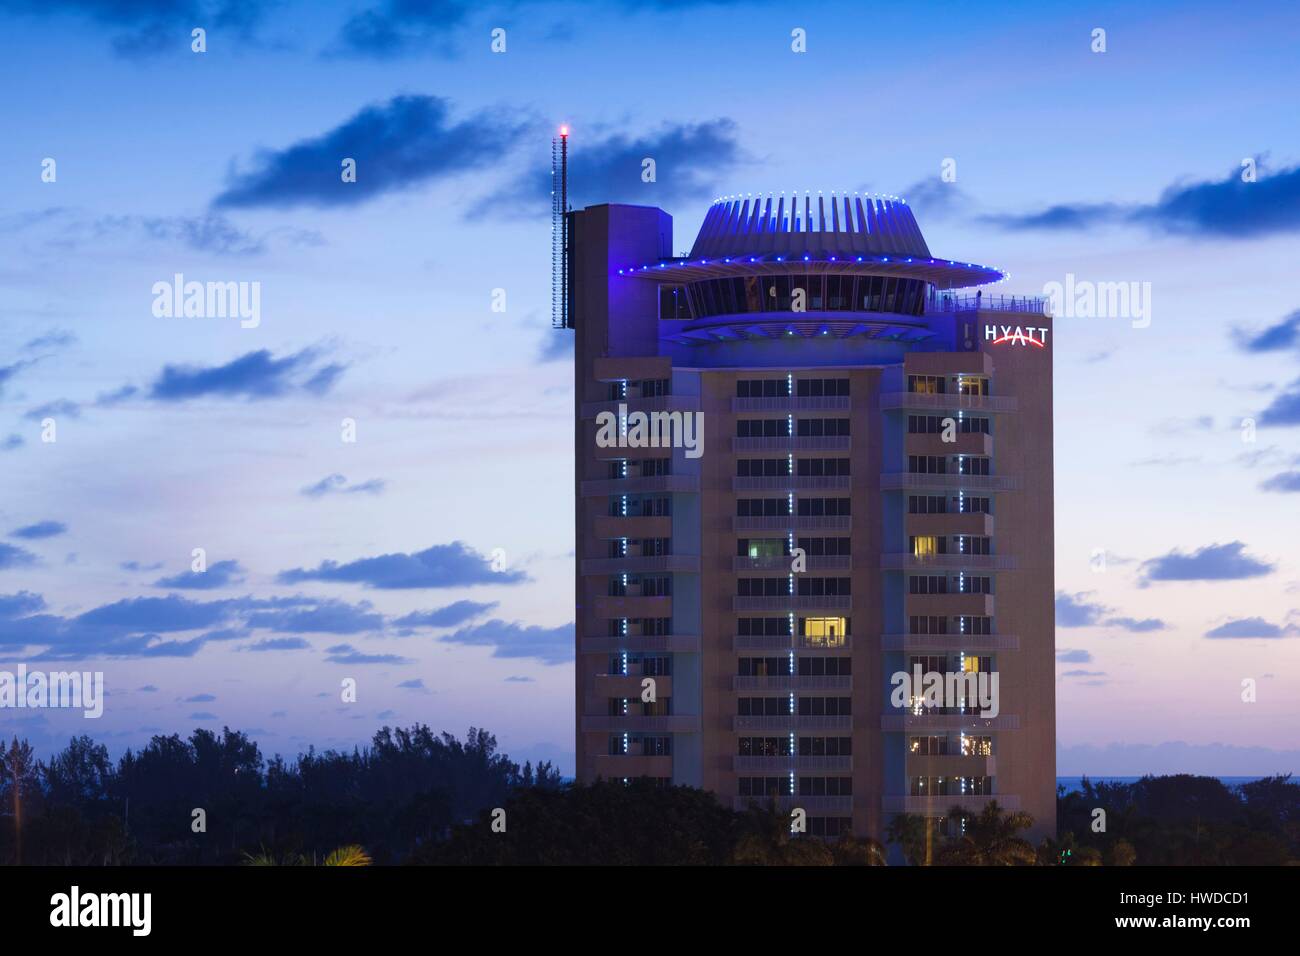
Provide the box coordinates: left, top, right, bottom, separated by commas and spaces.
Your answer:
570, 194, 1056, 845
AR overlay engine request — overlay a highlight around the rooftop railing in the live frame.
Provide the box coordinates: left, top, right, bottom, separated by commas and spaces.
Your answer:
926, 293, 1048, 315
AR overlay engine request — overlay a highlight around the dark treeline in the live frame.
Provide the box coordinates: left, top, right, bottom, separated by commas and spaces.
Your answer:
0, 725, 560, 865
1054, 774, 1300, 865
3, 726, 1298, 865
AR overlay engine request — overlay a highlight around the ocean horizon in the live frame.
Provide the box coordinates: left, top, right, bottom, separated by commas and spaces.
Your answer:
1056, 775, 1277, 793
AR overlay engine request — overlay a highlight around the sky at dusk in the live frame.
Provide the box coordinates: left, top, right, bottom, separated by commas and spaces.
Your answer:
2, 0, 1299, 775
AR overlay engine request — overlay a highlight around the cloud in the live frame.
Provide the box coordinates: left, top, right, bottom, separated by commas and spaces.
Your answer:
184, 693, 216, 702
323, 643, 410, 665
137, 685, 158, 692
331, 0, 478, 57
1055, 649, 1092, 664
1205, 617, 1298, 639
6, 208, 320, 256
22, 329, 77, 352
1, 435, 22, 452
0, 543, 38, 570
330, 0, 774, 58
983, 159, 1300, 239
0, 591, 45, 618
278, 541, 526, 589
149, 348, 345, 401
1130, 454, 1202, 468
0, 592, 386, 659
153, 560, 245, 590
244, 636, 312, 652
10, 520, 67, 540
23, 399, 81, 421
1055, 591, 1166, 630
76, 595, 233, 633
1055, 591, 1107, 627
189, 712, 218, 721
213, 95, 529, 210
440, 619, 573, 665
120, 561, 164, 572
1104, 616, 1167, 633
504, 675, 535, 683
21, 387, 140, 422
982, 202, 1127, 232
1140, 541, 1275, 584
300, 474, 387, 497
392, 599, 496, 630
1261, 471, 1300, 492
1258, 378, 1300, 426
245, 599, 385, 635
2, 0, 276, 58
1060, 669, 1107, 678
0, 360, 35, 396
537, 331, 574, 364
1233, 310, 1300, 354
95, 385, 138, 407
900, 176, 972, 222
98, 213, 270, 255
486, 119, 746, 214
396, 678, 426, 690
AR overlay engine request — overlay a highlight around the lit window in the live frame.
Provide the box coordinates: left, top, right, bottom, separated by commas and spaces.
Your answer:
803, 617, 847, 646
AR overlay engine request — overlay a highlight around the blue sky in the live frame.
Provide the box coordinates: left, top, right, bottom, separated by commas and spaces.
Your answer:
2, 0, 1299, 775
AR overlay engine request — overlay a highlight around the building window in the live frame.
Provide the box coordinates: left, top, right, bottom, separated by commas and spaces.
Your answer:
907, 375, 946, 395
801, 617, 848, 644
912, 535, 939, 558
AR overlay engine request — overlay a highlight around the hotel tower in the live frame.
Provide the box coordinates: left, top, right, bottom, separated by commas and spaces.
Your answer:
569, 192, 1055, 845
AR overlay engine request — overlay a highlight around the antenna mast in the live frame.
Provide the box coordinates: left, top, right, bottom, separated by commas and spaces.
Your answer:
551, 126, 571, 330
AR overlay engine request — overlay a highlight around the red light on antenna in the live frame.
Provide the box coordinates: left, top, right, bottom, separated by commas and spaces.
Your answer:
559, 125, 569, 137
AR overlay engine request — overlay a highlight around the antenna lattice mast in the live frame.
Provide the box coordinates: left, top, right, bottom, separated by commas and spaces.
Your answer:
551, 127, 571, 330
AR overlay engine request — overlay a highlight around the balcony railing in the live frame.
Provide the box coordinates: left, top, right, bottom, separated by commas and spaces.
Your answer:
905, 431, 993, 457
732, 594, 851, 612
732, 435, 851, 452
586, 754, 674, 779
580, 715, 701, 733
593, 673, 674, 698
732, 475, 851, 492
733, 554, 851, 572
883, 794, 1020, 814
580, 634, 701, 654
880, 473, 1022, 493
580, 474, 700, 497
580, 395, 701, 419
908, 754, 997, 778
591, 515, 672, 540
733, 755, 853, 773
732, 675, 852, 692
881, 553, 1018, 571
580, 554, 701, 575
906, 512, 994, 537
733, 715, 852, 732
731, 395, 851, 413
882, 633, 1020, 651
732, 634, 852, 652
733, 795, 853, 813
878, 392, 1018, 414
732, 514, 852, 532
880, 713, 1020, 732
591, 595, 673, 618
907, 593, 994, 618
